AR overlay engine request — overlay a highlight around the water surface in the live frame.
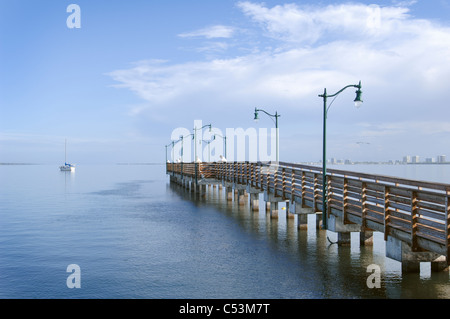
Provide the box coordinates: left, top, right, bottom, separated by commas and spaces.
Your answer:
0, 164, 449, 298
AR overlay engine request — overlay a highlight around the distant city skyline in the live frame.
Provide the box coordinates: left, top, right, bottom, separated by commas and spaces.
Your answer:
1, 1, 450, 164
402, 154, 447, 164
314, 154, 448, 165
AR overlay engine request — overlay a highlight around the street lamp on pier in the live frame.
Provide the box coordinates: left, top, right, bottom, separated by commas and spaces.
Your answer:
194, 124, 212, 162
202, 139, 213, 162
212, 133, 227, 160
253, 108, 280, 162
179, 133, 194, 162
319, 81, 363, 230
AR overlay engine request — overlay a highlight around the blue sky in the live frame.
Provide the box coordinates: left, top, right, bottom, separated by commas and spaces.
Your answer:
1, 0, 450, 164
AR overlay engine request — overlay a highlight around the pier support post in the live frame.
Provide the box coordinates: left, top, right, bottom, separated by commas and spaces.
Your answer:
194, 182, 199, 194
269, 202, 278, 219
234, 184, 248, 206
263, 191, 287, 219
316, 213, 322, 230
360, 231, 374, 246
288, 200, 314, 230
237, 189, 246, 206
297, 214, 308, 230
402, 261, 420, 273
185, 179, 190, 190
431, 256, 449, 272
337, 232, 351, 246
192, 181, 197, 193
200, 184, 206, 197
326, 213, 361, 246
246, 185, 262, 212
285, 202, 294, 219
249, 193, 259, 212
192, 183, 206, 196
386, 236, 448, 273
226, 187, 233, 201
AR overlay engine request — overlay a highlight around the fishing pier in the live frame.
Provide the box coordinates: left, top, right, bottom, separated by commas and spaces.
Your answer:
167, 161, 450, 273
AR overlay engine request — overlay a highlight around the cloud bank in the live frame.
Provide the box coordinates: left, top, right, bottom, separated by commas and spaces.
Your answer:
108, 1, 450, 162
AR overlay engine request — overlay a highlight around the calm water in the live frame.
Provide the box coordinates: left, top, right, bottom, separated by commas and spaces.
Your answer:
0, 163, 449, 299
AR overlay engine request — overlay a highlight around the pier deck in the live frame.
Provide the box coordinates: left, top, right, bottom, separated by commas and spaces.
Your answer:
167, 161, 450, 273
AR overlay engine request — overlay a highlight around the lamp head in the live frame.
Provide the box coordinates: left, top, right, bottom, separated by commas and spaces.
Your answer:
354, 81, 363, 108
254, 108, 259, 122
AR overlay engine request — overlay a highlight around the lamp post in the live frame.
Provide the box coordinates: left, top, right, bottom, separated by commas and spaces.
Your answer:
253, 108, 280, 162
176, 133, 194, 181
170, 140, 180, 176
194, 124, 212, 162
180, 135, 184, 179
171, 141, 176, 163
179, 133, 194, 162
203, 140, 212, 162
165, 142, 173, 174
319, 81, 363, 230
180, 135, 184, 160
165, 144, 169, 163
213, 133, 227, 160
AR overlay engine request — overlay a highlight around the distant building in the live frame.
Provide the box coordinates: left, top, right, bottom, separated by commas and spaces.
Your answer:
425, 158, 435, 163
437, 155, 446, 163
412, 156, 420, 163
403, 155, 411, 164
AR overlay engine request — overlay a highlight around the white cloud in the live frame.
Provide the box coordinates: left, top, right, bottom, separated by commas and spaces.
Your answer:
178, 25, 235, 39
236, 2, 414, 45
110, 2, 450, 105
108, 2, 450, 161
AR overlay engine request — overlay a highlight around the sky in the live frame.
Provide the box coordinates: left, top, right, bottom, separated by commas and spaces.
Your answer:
1, 0, 450, 164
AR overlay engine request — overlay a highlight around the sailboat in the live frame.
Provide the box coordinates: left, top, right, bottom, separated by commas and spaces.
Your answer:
59, 139, 75, 172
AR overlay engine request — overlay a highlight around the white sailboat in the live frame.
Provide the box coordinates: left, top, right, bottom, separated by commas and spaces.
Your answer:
60, 139, 75, 172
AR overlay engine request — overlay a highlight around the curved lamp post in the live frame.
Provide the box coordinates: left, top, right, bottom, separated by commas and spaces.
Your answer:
165, 142, 173, 174
177, 133, 194, 181
202, 139, 213, 162
165, 143, 171, 163
179, 133, 195, 162
169, 139, 183, 176
254, 108, 280, 162
319, 81, 363, 230
193, 125, 210, 184
194, 124, 212, 162
212, 133, 227, 160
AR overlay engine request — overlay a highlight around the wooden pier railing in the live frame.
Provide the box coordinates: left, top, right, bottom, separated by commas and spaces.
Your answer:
167, 161, 450, 265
